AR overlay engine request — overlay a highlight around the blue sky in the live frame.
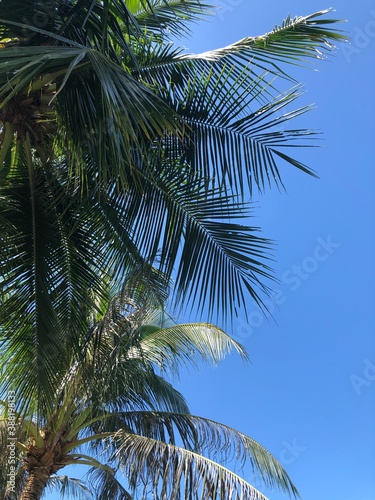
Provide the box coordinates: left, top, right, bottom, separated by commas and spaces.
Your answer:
172, 2, 375, 500
47, 2, 375, 499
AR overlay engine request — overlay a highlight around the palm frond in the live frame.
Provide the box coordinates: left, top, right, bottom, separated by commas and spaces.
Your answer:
80, 340, 192, 415
129, 0, 212, 38
75, 409, 298, 498
189, 10, 347, 73
0, 161, 112, 413
163, 68, 317, 196
114, 163, 274, 318
54, 322, 192, 417
45, 476, 91, 499
113, 431, 272, 499
109, 411, 298, 498
132, 17, 344, 196
137, 320, 249, 375
87, 467, 133, 500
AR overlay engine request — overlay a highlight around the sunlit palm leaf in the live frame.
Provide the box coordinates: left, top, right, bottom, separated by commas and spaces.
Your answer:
137, 321, 249, 375
112, 431, 274, 499
101, 411, 297, 498
187, 10, 346, 72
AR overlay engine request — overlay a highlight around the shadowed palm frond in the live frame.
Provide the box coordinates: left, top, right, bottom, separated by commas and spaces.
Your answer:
115, 164, 274, 318
111, 430, 293, 499
45, 476, 91, 500
0, 162, 116, 414
87, 467, 133, 500
127, 0, 212, 37
97, 411, 298, 498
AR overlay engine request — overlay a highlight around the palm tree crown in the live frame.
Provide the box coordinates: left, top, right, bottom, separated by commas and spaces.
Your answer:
0, 0, 346, 316
0, 1, 346, 403
0, 1, 346, 498
1, 271, 298, 499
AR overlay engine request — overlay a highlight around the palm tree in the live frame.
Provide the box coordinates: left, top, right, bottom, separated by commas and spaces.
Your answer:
0, 2, 346, 304
1, 272, 299, 499
0, 1, 346, 408
0, 2, 346, 497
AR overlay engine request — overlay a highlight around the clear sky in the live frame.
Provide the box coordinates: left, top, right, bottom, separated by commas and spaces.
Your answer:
173, 2, 375, 500
48, 2, 375, 499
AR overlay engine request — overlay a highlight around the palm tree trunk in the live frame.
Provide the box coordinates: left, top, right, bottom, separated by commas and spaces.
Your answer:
19, 469, 50, 500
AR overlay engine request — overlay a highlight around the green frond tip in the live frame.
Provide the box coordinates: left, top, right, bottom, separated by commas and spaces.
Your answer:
137, 321, 250, 375
127, 0, 214, 37
252, 9, 348, 61
193, 9, 347, 74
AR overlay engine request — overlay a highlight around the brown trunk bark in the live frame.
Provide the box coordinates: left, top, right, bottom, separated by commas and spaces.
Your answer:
19, 468, 50, 500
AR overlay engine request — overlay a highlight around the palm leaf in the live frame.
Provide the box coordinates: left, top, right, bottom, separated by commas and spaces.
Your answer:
187, 10, 346, 73
163, 68, 317, 196
45, 476, 91, 499
136, 320, 249, 375
87, 467, 133, 500
112, 163, 274, 318
0, 161, 111, 413
112, 431, 275, 499
109, 411, 298, 497
129, 0, 212, 37
131, 10, 346, 196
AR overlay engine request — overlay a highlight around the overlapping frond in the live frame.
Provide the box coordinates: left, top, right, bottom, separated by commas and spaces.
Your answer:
0, 270, 298, 499
0, 163, 110, 413
111, 430, 276, 499
0, 6, 346, 323
116, 164, 274, 317
45, 476, 91, 499
87, 467, 133, 500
